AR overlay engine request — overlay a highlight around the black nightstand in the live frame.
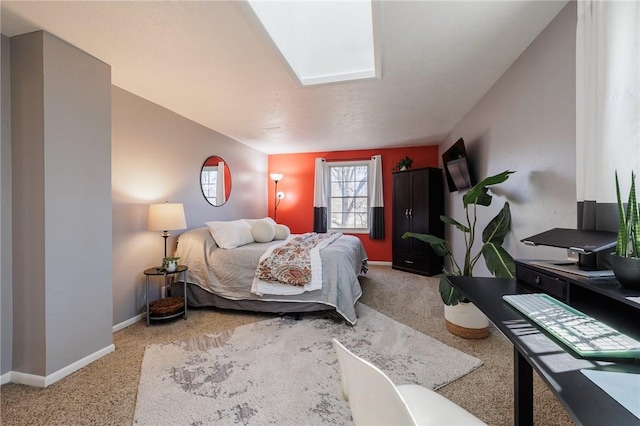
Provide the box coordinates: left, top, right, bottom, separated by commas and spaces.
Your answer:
143, 265, 188, 326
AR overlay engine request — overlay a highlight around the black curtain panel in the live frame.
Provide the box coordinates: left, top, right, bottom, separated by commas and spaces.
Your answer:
369, 206, 384, 239
369, 155, 384, 240
313, 207, 328, 233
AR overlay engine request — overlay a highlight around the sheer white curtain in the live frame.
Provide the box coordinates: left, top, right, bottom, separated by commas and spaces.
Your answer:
576, 0, 640, 269
217, 161, 226, 204
576, 0, 640, 211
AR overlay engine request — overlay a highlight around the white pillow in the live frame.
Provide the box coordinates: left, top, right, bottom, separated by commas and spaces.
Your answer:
243, 217, 276, 227
251, 219, 276, 243
274, 224, 291, 240
205, 220, 254, 249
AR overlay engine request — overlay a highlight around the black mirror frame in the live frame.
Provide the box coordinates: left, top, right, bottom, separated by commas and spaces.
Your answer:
200, 156, 232, 206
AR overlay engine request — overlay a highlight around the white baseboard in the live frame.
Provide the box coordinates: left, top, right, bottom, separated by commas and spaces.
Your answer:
4, 319, 141, 387
9, 371, 45, 387
113, 313, 144, 333
367, 261, 392, 266
9, 344, 115, 388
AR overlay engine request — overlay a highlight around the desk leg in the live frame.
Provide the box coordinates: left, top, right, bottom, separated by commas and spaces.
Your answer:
514, 347, 533, 426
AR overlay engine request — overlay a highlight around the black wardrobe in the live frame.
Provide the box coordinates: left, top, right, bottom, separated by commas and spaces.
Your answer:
392, 167, 444, 276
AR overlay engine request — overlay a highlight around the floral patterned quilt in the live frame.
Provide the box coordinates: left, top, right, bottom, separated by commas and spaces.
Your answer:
252, 232, 342, 294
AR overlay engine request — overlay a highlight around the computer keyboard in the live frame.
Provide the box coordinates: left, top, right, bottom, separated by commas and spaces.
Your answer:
503, 293, 640, 360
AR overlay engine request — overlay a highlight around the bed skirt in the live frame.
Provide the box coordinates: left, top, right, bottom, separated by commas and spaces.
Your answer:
171, 282, 334, 315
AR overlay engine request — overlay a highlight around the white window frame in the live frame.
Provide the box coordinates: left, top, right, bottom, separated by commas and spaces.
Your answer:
201, 166, 218, 206
326, 160, 370, 234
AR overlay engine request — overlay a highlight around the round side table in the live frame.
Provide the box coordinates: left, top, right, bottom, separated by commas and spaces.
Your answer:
143, 265, 188, 326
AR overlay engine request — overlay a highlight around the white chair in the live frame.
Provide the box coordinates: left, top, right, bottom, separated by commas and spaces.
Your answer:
332, 339, 486, 426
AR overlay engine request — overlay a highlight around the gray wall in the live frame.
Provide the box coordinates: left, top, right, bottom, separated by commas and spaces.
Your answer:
10, 31, 46, 376
111, 86, 268, 326
11, 31, 113, 377
440, 2, 577, 274
1, 34, 13, 377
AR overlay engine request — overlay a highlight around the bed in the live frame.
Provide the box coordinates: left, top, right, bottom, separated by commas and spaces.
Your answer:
174, 225, 368, 324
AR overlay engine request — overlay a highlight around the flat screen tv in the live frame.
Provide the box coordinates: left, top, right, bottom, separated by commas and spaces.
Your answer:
442, 138, 474, 192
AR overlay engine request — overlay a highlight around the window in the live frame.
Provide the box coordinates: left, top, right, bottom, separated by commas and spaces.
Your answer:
327, 161, 369, 232
201, 166, 218, 206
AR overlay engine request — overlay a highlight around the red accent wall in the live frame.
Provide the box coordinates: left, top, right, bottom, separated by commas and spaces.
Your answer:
268, 146, 440, 262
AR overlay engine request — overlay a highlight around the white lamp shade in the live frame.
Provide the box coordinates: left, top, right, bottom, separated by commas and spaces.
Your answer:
148, 203, 187, 231
270, 173, 284, 182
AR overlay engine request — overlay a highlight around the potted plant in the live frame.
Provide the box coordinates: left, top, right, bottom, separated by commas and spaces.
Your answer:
162, 256, 180, 272
403, 170, 516, 338
393, 156, 413, 171
612, 171, 640, 290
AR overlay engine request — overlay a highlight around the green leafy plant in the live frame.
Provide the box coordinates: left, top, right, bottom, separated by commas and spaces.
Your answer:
162, 256, 180, 268
615, 171, 639, 258
403, 170, 516, 305
393, 156, 413, 171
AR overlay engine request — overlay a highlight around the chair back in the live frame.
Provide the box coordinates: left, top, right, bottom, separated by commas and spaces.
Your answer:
333, 339, 417, 426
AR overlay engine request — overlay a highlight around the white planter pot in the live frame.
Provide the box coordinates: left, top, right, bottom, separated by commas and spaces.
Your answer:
444, 302, 490, 339
165, 261, 178, 272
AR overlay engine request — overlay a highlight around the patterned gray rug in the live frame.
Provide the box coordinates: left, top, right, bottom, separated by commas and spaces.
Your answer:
133, 303, 482, 425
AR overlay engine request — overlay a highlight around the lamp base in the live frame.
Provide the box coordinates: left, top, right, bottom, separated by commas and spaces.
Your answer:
162, 232, 169, 259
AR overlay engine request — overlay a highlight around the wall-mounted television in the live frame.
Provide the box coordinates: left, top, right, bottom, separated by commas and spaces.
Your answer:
442, 138, 474, 192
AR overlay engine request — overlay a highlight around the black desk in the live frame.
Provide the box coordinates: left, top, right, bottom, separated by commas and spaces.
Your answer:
447, 276, 640, 426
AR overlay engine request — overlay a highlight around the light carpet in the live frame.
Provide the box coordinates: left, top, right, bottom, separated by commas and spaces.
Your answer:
133, 303, 482, 425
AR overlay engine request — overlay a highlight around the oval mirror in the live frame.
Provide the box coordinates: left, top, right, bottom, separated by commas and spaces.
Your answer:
200, 156, 232, 206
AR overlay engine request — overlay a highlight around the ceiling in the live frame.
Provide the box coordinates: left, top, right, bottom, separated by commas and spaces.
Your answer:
1, 1, 567, 155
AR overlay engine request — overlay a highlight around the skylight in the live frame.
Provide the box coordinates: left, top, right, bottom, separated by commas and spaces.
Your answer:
247, 0, 380, 86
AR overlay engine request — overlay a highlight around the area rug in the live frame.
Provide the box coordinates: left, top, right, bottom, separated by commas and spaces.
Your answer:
133, 303, 482, 425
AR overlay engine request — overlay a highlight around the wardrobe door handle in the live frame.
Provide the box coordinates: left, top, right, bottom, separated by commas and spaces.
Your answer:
405, 209, 409, 218
409, 208, 413, 218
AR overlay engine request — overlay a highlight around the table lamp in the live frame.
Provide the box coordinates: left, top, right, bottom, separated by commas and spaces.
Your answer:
148, 202, 187, 259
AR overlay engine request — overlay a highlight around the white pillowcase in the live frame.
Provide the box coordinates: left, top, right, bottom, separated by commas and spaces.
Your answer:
251, 220, 276, 243
274, 224, 291, 240
243, 217, 276, 227
205, 220, 254, 249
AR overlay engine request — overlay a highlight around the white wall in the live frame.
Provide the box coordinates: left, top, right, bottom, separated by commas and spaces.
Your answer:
111, 86, 268, 326
440, 1, 577, 275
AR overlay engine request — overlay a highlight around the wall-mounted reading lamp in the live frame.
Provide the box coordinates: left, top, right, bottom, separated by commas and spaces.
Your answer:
270, 173, 285, 222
